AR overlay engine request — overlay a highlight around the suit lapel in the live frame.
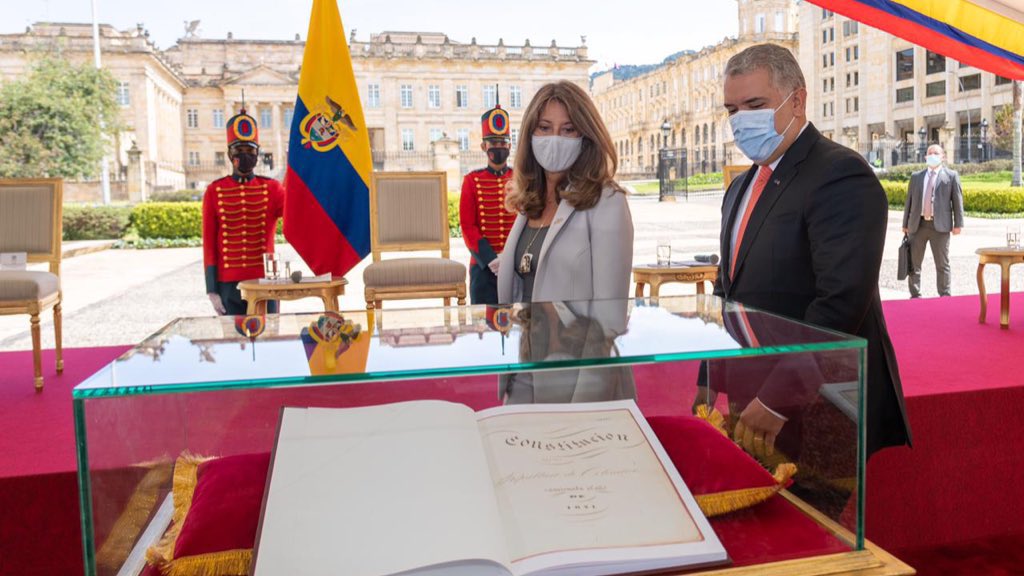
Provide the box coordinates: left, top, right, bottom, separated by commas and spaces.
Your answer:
731, 125, 820, 285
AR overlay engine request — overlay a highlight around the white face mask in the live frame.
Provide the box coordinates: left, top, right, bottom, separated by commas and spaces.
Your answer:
925, 154, 942, 168
532, 135, 583, 173
728, 91, 796, 164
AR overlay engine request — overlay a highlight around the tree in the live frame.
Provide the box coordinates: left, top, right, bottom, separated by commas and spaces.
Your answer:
992, 103, 1018, 153
0, 56, 121, 179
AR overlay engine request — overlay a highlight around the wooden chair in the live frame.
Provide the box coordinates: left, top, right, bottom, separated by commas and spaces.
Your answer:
363, 171, 466, 311
0, 179, 63, 390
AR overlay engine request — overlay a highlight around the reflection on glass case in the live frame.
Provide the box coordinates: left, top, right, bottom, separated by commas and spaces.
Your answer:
73, 296, 911, 576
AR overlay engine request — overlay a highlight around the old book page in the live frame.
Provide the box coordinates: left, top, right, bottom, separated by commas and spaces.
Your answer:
476, 401, 724, 576
254, 401, 510, 576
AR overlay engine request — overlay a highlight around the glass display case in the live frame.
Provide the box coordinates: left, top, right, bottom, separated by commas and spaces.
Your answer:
73, 295, 911, 576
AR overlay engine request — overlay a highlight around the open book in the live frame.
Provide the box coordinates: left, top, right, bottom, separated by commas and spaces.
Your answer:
253, 400, 728, 576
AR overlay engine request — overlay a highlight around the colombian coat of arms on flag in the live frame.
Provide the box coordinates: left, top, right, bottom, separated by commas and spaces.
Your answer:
284, 0, 372, 276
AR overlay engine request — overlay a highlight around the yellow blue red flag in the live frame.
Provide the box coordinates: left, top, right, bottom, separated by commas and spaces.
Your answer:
284, 0, 371, 276
808, 0, 1024, 80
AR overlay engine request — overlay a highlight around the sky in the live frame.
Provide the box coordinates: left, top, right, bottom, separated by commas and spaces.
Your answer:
1, 0, 739, 72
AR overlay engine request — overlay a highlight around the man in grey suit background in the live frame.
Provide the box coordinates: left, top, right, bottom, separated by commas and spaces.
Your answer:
901, 144, 964, 298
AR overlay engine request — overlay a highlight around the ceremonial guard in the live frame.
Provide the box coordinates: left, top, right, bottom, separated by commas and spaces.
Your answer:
460, 96, 515, 304
202, 106, 285, 315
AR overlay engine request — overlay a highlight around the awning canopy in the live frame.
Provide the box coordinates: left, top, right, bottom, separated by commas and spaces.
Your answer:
806, 0, 1024, 80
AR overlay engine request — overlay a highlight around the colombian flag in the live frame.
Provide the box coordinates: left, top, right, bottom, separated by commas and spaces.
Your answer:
808, 0, 1024, 80
284, 0, 371, 276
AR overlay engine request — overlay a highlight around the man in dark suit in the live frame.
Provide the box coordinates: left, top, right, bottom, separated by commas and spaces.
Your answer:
902, 144, 964, 297
710, 44, 910, 457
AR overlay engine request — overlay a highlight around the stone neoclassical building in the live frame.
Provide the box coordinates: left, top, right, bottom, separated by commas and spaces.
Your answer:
591, 0, 798, 177
799, 3, 1016, 166
0, 23, 591, 200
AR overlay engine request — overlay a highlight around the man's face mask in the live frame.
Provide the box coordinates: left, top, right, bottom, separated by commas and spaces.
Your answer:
728, 90, 796, 164
485, 140, 511, 166
232, 149, 259, 174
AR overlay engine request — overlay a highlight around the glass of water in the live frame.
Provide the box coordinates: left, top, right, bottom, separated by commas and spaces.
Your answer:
1007, 225, 1021, 249
263, 252, 281, 280
656, 239, 672, 267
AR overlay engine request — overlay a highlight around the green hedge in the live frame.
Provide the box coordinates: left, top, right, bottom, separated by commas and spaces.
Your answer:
130, 202, 202, 239
148, 189, 203, 203
448, 193, 461, 238
879, 160, 1013, 182
63, 205, 132, 240
882, 180, 1024, 213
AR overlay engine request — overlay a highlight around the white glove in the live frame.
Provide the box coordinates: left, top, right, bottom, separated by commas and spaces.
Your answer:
208, 293, 227, 315
487, 258, 501, 275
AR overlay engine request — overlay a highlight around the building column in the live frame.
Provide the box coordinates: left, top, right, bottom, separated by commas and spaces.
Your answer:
272, 102, 283, 173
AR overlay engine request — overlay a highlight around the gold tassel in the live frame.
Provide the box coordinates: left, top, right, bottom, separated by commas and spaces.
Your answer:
146, 453, 214, 568
163, 549, 252, 576
695, 463, 798, 517
694, 405, 728, 436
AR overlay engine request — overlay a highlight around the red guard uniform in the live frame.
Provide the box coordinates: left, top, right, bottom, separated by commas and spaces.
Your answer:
202, 106, 285, 315
460, 101, 514, 304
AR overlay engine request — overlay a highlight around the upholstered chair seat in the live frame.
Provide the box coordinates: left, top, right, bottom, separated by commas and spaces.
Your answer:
0, 271, 60, 300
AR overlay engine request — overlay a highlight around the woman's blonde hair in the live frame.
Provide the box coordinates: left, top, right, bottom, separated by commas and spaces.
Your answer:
506, 81, 622, 219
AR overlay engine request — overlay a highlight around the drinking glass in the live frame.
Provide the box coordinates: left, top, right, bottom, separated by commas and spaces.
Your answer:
263, 253, 281, 280
656, 240, 672, 267
1007, 226, 1021, 249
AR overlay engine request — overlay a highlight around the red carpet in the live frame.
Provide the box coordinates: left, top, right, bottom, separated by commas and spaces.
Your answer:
2, 293, 1023, 575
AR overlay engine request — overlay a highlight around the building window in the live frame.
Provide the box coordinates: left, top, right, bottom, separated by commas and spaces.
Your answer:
368, 84, 385, 108
845, 71, 860, 87
455, 85, 469, 108
429, 128, 443, 142
896, 87, 914, 103
457, 128, 469, 151
926, 80, 946, 98
260, 108, 272, 129
926, 51, 946, 75
186, 109, 199, 129
427, 85, 441, 109
214, 152, 226, 166
510, 127, 519, 150
756, 14, 766, 33
822, 9, 834, 19
996, 75, 1013, 86
774, 11, 784, 32
212, 109, 225, 129
846, 97, 860, 113
400, 84, 413, 109
483, 85, 497, 109
283, 107, 294, 128
509, 85, 522, 109
401, 128, 415, 151
188, 151, 200, 166
116, 81, 130, 106
896, 49, 914, 81
959, 74, 981, 91
843, 20, 859, 36
845, 45, 859, 62
366, 83, 381, 108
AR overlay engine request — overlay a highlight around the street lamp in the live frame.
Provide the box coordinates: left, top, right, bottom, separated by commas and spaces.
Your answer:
658, 121, 672, 202
918, 126, 927, 163
980, 118, 989, 162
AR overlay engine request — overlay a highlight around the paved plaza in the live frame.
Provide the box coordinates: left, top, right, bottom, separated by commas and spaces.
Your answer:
1, 192, 1022, 351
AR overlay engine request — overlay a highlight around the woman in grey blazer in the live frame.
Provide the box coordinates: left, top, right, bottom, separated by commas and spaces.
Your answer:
495, 81, 635, 404
496, 81, 634, 304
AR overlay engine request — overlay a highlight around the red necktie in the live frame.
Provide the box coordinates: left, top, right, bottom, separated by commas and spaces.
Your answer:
730, 166, 773, 279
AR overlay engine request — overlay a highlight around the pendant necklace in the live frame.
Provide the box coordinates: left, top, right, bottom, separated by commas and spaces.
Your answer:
518, 209, 555, 275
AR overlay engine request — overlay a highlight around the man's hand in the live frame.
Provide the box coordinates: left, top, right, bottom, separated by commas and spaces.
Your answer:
488, 258, 500, 275
952, 227, 962, 235
208, 293, 227, 315
902, 227, 908, 235
734, 399, 786, 460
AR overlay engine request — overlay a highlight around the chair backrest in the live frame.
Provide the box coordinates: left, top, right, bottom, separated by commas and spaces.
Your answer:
369, 171, 449, 262
0, 179, 63, 275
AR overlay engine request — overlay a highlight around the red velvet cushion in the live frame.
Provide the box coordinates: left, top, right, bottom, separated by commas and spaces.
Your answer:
174, 452, 270, 557
647, 414, 783, 497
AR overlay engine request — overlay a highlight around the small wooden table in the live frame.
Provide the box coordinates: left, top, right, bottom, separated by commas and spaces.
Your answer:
633, 263, 718, 298
238, 277, 348, 315
976, 247, 1024, 329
